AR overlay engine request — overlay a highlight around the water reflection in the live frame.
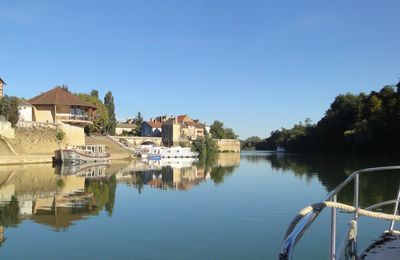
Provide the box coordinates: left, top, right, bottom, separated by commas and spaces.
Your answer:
114, 153, 240, 191
242, 151, 400, 208
0, 153, 240, 245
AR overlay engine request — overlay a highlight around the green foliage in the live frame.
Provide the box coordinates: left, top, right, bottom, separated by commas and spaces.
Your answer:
210, 120, 238, 139
55, 129, 66, 141
0, 196, 21, 227
90, 89, 99, 99
104, 91, 116, 135
261, 81, 400, 154
85, 176, 117, 216
192, 133, 218, 157
241, 136, 262, 150
77, 93, 110, 134
0, 96, 19, 127
133, 111, 143, 136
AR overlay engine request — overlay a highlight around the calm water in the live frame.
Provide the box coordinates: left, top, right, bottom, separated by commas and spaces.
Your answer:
0, 152, 400, 259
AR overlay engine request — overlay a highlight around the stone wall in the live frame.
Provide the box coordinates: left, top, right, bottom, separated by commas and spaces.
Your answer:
59, 123, 85, 146
10, 126, 65, 155
215, 139, 241, 153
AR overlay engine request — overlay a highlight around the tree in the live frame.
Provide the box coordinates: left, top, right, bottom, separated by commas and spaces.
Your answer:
262, 81, 400, 154
133, 111, 143, 136
90, 89, 99, 99
210, 120, 238, 139
104, 91, 116, 135
210, 120, 225, 139
225, 128, 238, 139
77, 93, 110, 135
0, 96, 19, 127
242, 136, 262, 150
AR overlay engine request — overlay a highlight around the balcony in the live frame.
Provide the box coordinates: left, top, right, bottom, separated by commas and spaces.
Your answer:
56, 113, 94, 126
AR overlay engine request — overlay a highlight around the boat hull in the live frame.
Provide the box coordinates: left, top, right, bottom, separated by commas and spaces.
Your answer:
54, 149, 111, 165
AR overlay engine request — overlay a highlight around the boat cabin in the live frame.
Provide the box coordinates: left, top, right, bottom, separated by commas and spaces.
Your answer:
75, 145, 107, 156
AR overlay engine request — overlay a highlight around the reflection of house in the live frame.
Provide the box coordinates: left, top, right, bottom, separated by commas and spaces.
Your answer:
116, 123, 136, 135
141, 121, 162, 137
28, 87, 97, 126
18, 100, 33, 122
0, 78, 7, 98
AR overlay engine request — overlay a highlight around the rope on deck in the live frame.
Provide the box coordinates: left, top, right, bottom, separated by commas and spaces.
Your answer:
285, 201, 400, 238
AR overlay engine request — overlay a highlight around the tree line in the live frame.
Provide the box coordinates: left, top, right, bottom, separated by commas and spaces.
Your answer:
255, 81, 400, 154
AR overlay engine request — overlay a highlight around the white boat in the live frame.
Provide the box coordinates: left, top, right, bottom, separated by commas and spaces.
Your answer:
138, 145, 198, 159
54, 145, 111, 165
276, 146, 286, 152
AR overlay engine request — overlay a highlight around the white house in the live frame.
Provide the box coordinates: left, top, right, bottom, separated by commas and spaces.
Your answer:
18, 100, 33, 122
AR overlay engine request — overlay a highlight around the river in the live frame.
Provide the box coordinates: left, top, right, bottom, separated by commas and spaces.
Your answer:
0, 151, 399, 259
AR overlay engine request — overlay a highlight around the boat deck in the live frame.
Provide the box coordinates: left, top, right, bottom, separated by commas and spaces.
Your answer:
361, 232, 400, 260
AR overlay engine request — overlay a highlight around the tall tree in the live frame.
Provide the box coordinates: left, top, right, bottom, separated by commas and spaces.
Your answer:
133, 111, 143, 136
210, 120, 226, 139
90, 89, 99, 99
104, 91, 116, 135
210, 120, 238, 139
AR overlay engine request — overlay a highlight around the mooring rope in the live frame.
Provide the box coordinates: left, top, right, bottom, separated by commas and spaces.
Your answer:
285, 201, 400, 238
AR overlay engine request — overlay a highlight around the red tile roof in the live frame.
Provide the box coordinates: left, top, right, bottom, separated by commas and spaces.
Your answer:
145, 121, 162, 128
29, 87, 96, 109
176, 115, 193, 123
185, 121, 205, 128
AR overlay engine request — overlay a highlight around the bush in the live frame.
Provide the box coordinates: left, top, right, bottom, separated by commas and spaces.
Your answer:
56, 129, 66, 142
0, 96, 19, 127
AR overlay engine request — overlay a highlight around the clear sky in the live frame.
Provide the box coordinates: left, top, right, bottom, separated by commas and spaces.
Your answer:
1, 0, 399, 139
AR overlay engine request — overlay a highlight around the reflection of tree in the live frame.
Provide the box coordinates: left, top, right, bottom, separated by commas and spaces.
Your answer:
0, 196, 20, 228
0, 196, 21, 247
85, 175, 117, 216
262, 153, 400, 209
197, 153, 238, 184
210, 166, 236, 184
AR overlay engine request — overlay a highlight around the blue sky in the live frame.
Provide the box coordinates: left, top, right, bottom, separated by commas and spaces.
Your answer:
1, 0, 399, 139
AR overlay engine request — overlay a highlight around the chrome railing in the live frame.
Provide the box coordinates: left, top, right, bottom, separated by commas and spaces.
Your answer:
279, 166, 400, 260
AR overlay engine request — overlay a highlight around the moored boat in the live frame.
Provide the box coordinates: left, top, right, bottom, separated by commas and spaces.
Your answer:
138, 145, 199, 159
54, 145, 111, 165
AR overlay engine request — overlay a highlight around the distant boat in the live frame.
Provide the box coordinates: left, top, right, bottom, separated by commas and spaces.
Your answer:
276, 146, 286, 152
138, 145, 199, 159
54, 145, 111, 165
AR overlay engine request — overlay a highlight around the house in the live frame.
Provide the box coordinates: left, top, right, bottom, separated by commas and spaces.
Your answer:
115, 123, 136, 135
0, 78, 7, 99
28, 87, 96, 126
18, 99, 33, 122
141, 120, 162, 137
161, 115, 207, 146
162, 118, 181, 147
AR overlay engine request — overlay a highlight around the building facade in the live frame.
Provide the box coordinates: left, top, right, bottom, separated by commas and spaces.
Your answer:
18, 100, 33, 122
28, 87, 96, 126
141, 121, 162, 137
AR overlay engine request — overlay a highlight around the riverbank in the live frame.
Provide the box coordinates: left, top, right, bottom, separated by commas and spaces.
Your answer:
0, 135, 133, 166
